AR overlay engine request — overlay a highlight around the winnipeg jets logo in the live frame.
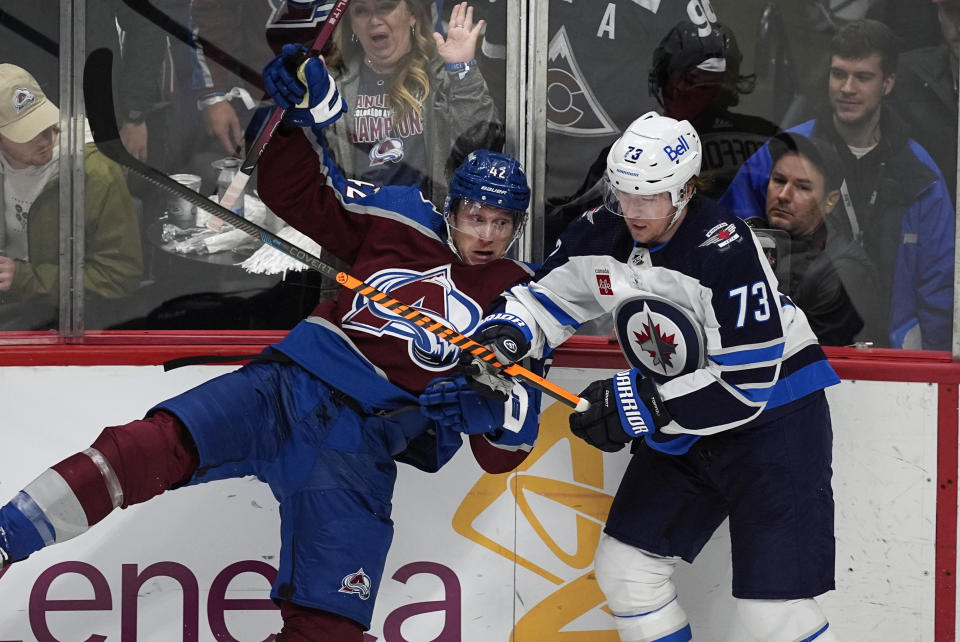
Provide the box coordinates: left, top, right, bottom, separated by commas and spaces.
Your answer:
369, 137, 404, 166
12, 87, 36, 113
634, 308, 678, 374
339, 568, 372, 600
342, 265, 483, 371
698, 222, 741, 249
615, 295, 705, 383
546, 26, 618, 137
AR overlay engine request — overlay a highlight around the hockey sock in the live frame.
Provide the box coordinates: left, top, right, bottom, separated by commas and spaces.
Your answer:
0, 411, 198, 562
86, 411, 199, 507
276, 601, 365, 642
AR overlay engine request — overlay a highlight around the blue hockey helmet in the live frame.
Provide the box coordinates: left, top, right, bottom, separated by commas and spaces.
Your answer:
444, 150, 531, 256
447, 150, 530, 216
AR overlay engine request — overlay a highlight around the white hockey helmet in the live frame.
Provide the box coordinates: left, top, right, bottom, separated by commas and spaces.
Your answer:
605, 112, 702, 211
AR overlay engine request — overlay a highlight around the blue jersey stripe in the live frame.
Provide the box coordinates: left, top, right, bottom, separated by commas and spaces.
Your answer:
766, 360, 841, 409
710, 342, 784, 366
737, 385, 774, 403
530, 288, 582, 330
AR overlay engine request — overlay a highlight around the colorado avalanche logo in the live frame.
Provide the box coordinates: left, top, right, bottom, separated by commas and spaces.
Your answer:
339, 568, 372, 600
369, 137, 404, 166
614, 295, 705, 384
342, 265, 483, 371
12, 87, 36, 113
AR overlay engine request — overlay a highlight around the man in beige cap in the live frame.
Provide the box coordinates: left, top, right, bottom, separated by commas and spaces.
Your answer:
0, 63, 60, 150
0, 63, 143, 329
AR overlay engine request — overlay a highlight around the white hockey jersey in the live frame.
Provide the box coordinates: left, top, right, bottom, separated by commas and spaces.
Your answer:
503, 196, 840, 438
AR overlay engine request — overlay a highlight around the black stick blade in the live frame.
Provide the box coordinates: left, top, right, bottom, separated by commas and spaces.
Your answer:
83, 48, 122, 147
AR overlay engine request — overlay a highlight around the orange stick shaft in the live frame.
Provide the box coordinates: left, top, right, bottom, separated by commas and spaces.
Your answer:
336, 272, 586, 409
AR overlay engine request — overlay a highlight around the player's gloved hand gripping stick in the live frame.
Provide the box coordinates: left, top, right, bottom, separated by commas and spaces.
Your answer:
217, 0, 352, 213
568, 369, 671, 452
82, 48, 589, 412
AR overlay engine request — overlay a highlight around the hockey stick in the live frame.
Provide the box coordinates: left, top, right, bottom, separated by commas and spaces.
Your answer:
83, 48, 588, 412
122, 0, 264, 90
217, 0, 351, 213
0, 8, 59, 58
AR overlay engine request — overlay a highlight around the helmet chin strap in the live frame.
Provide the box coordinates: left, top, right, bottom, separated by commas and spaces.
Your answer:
664, 184, 694, 233
445, 217, 466, 262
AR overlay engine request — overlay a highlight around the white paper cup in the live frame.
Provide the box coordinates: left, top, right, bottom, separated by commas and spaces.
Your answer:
167, 174, 202, 226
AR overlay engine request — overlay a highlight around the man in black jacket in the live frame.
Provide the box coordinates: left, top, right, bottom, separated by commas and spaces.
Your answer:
750, 132, 880, 346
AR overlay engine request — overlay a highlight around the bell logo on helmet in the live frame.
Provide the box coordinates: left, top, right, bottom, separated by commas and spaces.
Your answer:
663, 135, 692, 161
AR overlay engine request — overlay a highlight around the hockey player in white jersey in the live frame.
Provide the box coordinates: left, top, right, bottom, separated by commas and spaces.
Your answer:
464, 112, 842, 641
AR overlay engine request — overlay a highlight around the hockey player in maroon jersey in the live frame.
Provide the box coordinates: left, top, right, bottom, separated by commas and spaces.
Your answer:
0, 50, 541, 641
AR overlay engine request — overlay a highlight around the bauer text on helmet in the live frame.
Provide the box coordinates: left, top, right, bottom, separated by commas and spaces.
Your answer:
444, 150, 530, 264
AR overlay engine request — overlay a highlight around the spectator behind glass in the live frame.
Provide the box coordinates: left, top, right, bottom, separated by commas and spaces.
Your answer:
544, 18, 778, 251
474, 0, 724, 254
191, 0, 336, 185
321, 0, 503, 209
892, 0, 960, 199
0, 64, 142, 331
751, 132, 881, 346
721, 19, 955, 351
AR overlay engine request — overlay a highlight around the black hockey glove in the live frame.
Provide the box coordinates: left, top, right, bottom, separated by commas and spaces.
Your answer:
473, 313, 533, 364
569, 370, 671, 452
458, 313, 534, 401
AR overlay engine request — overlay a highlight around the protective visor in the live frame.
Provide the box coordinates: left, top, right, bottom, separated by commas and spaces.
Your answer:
446, 199, 524, 243
602, 177, 678, 220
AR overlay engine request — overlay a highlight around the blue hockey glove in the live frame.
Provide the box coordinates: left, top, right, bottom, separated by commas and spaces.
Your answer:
263, 43, 347, 128
419, 376, 505, 436
568, 369, 671, 452
419, 376, 537, 448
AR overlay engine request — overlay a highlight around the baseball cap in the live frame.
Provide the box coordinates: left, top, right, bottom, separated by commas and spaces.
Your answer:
0, 64, 60, 144
768, 132, 844, 191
